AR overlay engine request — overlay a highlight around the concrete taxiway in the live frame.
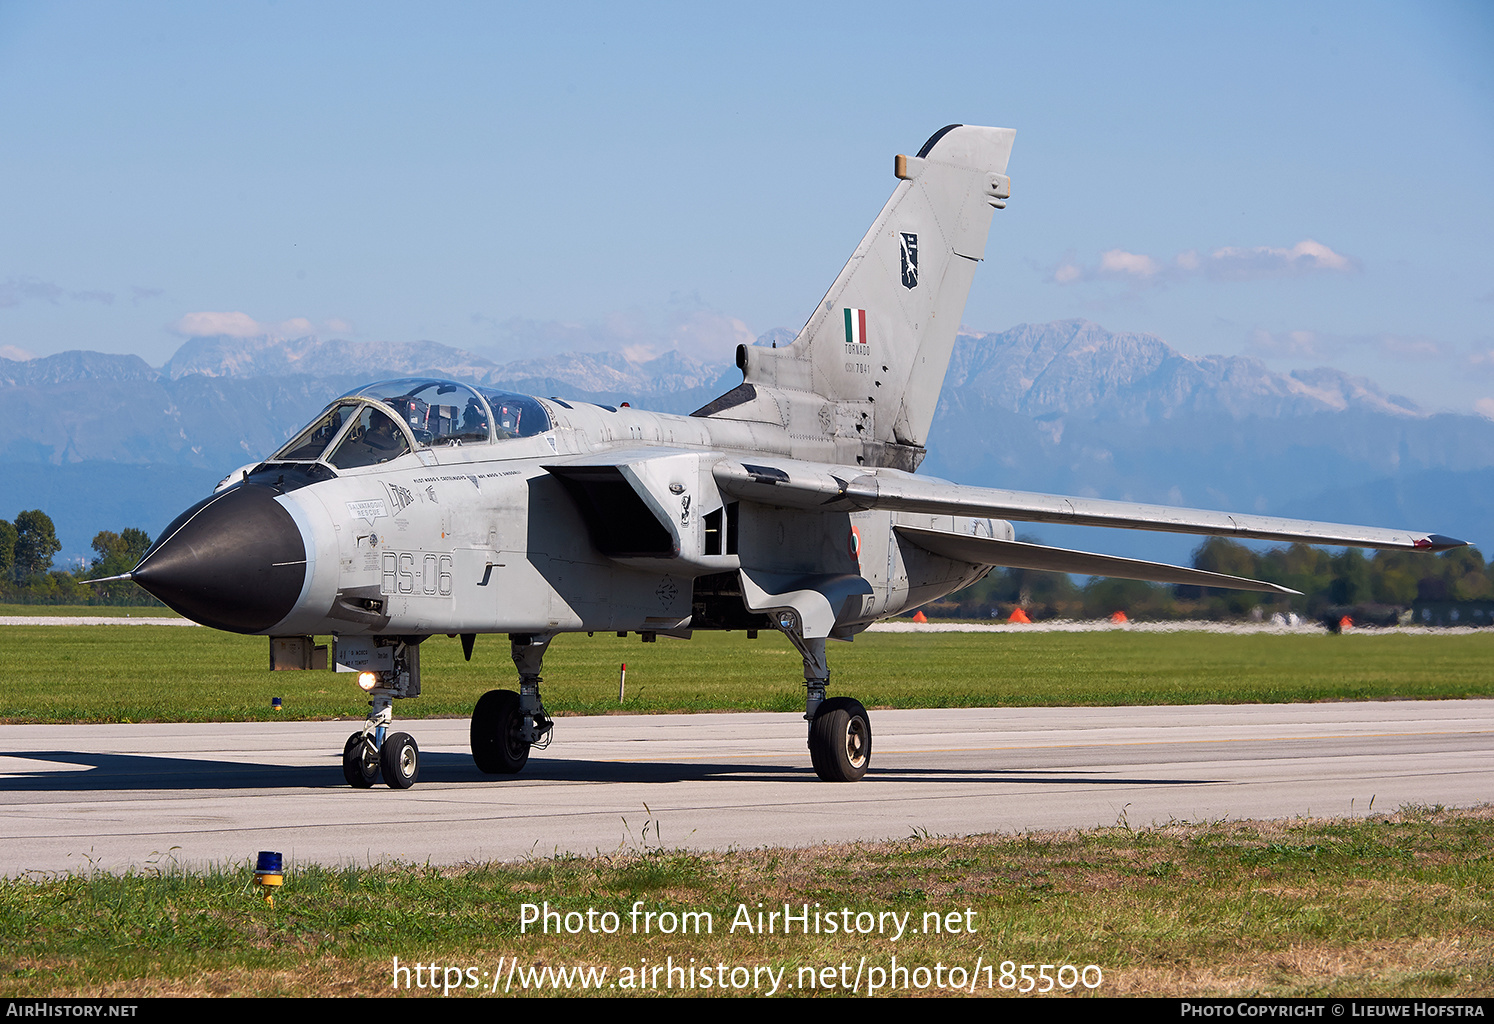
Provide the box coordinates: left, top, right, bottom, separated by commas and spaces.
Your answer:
2, 700, 1490, 875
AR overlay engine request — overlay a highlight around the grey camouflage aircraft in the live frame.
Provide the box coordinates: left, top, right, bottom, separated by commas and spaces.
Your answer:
116, 125, 1464, 789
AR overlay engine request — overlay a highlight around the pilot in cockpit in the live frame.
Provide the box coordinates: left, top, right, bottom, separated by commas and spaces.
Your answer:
328, 407, 409, 469
460, 398, 487, 439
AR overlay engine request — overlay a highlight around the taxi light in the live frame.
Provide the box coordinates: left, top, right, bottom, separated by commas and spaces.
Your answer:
357, 671, 378, 691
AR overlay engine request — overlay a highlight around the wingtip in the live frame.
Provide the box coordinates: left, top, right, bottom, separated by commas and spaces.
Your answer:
1417, 534, 1467, 552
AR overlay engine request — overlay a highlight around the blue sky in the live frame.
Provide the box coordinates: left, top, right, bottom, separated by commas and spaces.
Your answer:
2, 0, 1491, 413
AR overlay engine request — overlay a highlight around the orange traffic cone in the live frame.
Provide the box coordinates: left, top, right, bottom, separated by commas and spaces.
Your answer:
1110, 610, 1128, 624
1339, 615, 1353, 631
911, 610, 928, 623
1008, 607, 1031, 624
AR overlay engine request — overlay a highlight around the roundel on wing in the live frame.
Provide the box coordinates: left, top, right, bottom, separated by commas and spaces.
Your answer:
848, 525, 862, 561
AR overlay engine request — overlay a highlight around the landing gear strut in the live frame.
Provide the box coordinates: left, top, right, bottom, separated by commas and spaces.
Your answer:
779, 624, 872, 782
470, 633, 554, 775
340, 637, 423, 789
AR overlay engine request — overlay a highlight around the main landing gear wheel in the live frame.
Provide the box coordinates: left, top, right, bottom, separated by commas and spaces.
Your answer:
809, 697, 871, 782
379, 732, 420, 789
471, 689, 530, 774
342, 732, 379, 788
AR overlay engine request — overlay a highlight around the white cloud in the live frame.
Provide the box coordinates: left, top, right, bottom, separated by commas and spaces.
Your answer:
1377, 335, 1443, 358
663, 309, 756, 361
1250, 328, 1332, 359
1207, 239, 1356, 280
621, 343, 661, 363
1098, 249, 1160, 278
1053, 239, 1357, 287
171, 311, 266, 338
0, 344, 36, 361
1468, 345, 1494, 373
1250, 329, 1447, 362
0, 276, 115, 308
1476, 398, 1494, 420
170, 311, 330, 341
484, 305, 755, 364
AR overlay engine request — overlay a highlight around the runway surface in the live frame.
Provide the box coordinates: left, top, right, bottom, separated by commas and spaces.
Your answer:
2, 700, 1491, 875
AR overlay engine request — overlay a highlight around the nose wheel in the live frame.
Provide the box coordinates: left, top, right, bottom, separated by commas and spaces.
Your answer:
379, 732, 420, 789
342, 732, 380, 788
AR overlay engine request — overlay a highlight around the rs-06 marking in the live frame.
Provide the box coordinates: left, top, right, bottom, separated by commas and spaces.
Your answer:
382, 551, 455, 597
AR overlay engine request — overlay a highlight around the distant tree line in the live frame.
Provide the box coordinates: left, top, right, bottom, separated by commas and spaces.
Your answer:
931, 536, 1492, 624
0, 510, 161, 606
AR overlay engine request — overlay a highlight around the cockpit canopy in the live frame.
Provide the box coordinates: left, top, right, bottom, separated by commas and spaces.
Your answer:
268, 378, 550, 468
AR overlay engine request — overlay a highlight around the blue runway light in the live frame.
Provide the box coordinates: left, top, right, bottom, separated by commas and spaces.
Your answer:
253, 850, 284, 906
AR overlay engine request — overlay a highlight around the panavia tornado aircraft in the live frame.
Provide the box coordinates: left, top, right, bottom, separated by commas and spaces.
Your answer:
116, 124, 1463, 789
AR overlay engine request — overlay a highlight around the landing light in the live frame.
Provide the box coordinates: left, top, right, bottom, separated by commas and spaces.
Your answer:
357, 671, 378, 691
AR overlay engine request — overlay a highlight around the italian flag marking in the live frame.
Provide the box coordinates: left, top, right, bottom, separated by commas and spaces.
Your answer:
843, 308, 868, 345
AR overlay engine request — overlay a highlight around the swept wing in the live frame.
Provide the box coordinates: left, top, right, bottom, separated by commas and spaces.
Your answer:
712, 459, 1462, 552
712, 457, 1463, 593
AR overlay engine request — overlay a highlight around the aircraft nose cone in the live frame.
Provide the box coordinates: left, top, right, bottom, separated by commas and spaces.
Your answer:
133, 484, 307, 633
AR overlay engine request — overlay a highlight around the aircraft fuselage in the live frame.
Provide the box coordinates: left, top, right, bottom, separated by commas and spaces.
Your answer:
144, 391, 999, 643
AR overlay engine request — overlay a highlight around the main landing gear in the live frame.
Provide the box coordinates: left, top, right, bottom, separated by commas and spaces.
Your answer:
783, 627, 872, 782
336, 628, 867, 785
341, 637, 423, 789
470, 633, 554, 775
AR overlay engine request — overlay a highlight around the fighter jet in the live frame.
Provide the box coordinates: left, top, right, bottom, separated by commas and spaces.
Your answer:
115, 125, 1463, 789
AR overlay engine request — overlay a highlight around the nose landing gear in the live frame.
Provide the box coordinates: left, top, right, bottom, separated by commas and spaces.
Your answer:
339, 637, 424, 789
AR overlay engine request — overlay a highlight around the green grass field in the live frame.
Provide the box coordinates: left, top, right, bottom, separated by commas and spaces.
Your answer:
0, 603, 179, 617
4, 619, 1491, 998
3, 807, 1490, 997
0, 624, 1491, 723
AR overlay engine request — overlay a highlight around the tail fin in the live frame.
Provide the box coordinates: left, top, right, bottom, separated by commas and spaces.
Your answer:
726, 124, 1014, 455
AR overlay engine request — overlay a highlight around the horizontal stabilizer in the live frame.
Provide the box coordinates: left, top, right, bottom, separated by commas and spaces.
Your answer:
896, 525, 1299, 594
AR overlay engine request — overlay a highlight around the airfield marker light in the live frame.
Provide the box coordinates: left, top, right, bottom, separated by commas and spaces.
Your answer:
357, 671, 378, 691
271, 697, 283, 711
619, 663, 626, 703
253, 851, 284, 907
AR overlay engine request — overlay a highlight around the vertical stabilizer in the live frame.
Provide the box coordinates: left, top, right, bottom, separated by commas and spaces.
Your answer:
726, 125, 1014, 456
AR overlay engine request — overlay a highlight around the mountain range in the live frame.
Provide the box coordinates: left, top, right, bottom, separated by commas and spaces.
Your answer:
3, 320, 1489, 566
